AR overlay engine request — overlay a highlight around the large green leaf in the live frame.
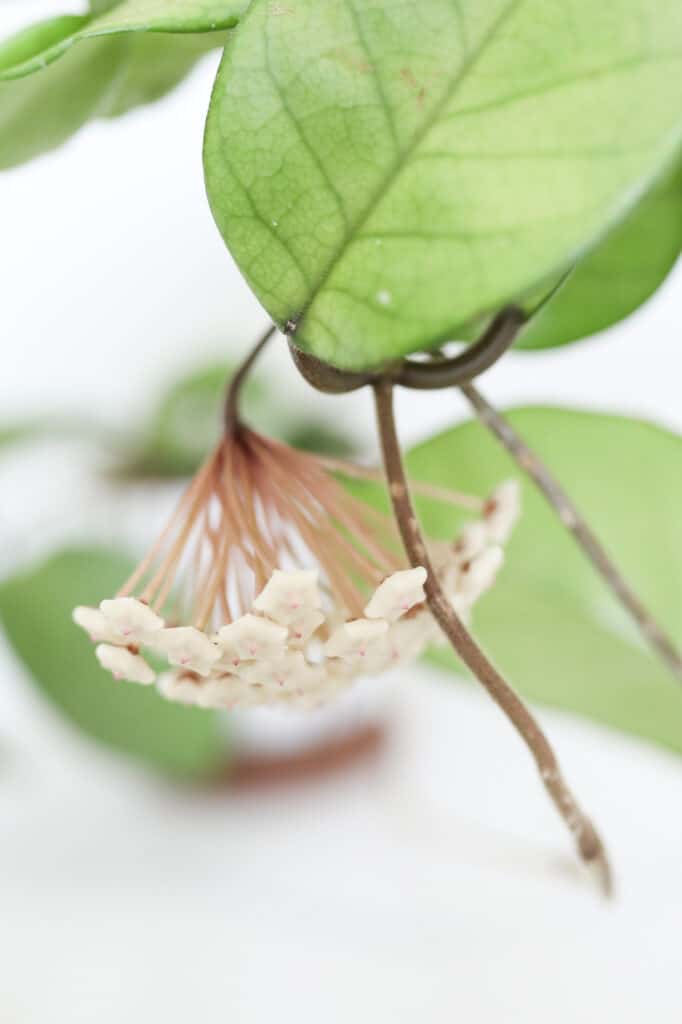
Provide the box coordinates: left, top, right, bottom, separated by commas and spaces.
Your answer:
0, 548, 227, 777
0, 1, 245, 80
404, 408, 682, 754
518, 158, 682, 349
205, 0, 682, 371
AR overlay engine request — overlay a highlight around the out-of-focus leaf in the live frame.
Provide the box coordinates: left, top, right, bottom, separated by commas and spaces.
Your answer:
119, 360, 356, 479
284, 421, 357, 459
0, 5, 233, 168
99, 31, 224, 118
404, 408, 682, 755
0, 16, 89, 75
0, 548, 227, 778
0, 1, 244, 80
0, 415, 111, 453
518, 158, 682, 349
205, 0, 682, 371
0, 36, 127, 170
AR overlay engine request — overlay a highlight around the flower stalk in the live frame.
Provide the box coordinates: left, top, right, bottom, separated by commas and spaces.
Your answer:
373, 377, 613, 896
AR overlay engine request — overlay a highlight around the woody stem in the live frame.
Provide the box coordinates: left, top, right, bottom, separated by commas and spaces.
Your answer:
373, 378, 613, 896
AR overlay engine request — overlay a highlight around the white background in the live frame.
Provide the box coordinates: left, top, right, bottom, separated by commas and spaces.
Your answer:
1, 4, 681, 1022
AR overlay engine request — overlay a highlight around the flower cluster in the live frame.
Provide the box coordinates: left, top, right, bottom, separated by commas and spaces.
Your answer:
73, 428, 519, 711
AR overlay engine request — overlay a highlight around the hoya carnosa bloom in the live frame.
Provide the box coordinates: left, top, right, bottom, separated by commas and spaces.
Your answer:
73, 428, 520, 711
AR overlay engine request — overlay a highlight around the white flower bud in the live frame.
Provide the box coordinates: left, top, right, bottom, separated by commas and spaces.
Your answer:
452, 521, 489, 563
99, 597, 164, 642
364, 567, 427, 621
96, 644, 155, 685
73, 606, 121, 645
484, 480, 521, 544
457, 546, 504, 603
147, 627, 221, 677
288, 608, 325, 644
217, 614, 288, 666
157, 670, 206, 706
325, 618, 389, 672
195, 674, 243, 709
387, 613, 435, 663
239, 652, 324, 695
253, 569, 321, 625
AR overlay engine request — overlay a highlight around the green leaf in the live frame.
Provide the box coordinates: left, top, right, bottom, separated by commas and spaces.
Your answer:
99, 31, 226, 118
0, 1, 245, 80
518, 157, 682, 349
0, 548, 227, 778
0, 36, 127, 170
0, 20, 228, 169
404, 408, 682, 755
0, 16, 90, 75
118, 359, 357, 478
0, 414, 108, 452
205, 0, 682, 371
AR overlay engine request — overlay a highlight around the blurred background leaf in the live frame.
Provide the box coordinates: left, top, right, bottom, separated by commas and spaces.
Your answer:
0, 11, 232, 169
99, 32, 226, 119
517, 157, 682, 350
0, 547, 227, 778
0, 15, 90, 76
0, 415, 109, 453
117, 358, 357, 479
403, 408, 682, 755
0, 1, 243, 79
0, 36, 128, 170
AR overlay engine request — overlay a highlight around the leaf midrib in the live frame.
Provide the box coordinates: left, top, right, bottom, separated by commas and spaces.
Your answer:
287, 0, 526, 332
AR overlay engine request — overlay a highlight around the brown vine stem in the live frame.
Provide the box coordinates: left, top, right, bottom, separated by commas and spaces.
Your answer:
373, 378, 613, 897
224, 324, 278, 434
461, 382, 682, 685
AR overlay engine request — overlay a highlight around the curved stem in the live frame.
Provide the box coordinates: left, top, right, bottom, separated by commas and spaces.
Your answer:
461, 383, 682, 685
373, 378, 613, 896
396, 306, 525, 389
224, 324, 278, 434
288, 306, 525, 395
288, 341, 374, 394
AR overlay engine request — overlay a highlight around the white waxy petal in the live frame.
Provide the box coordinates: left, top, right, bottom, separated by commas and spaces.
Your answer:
253, 569, 321, 625
99, 597, 164, 641
457, 546, 504, 603
217, 614, 288, 666
96, 644, 155, 685
288, 608, 325, 644
239, 652, 321, 694
325, 618, 389, 672
364, 567, 427, 621
484, 480, 521, 544
387, 614, 435, 664
157, 670, 204, 706
147, 627, 221, 676
73, 606, 122, 645
452, 521, 489, 563
195, 674, 244, 709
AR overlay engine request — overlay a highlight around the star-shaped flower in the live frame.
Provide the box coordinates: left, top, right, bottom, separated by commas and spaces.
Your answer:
96, 643, 155, 685
365, 567, 427, 621
147, 627, 221, 676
